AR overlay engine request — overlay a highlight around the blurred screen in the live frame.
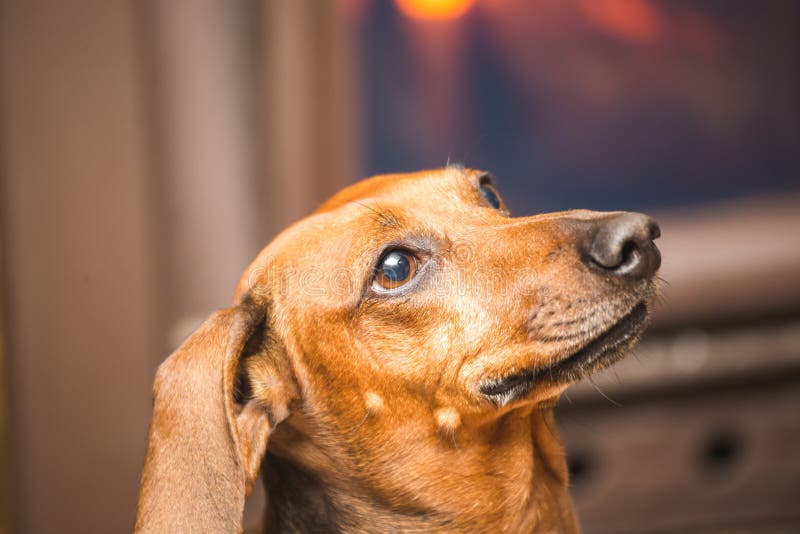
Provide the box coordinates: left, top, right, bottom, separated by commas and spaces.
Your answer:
352, 0, 799, 213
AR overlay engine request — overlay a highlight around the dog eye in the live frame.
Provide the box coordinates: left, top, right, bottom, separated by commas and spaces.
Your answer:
374, 249, 417, 290
479, 181, 502, 210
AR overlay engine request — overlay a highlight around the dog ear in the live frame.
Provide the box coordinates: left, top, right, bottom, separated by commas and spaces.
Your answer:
135, 298, 296, 533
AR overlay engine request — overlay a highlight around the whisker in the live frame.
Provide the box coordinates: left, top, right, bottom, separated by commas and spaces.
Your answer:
353, 200, 400, 228
587, 376, 622, 407
611, 368, 622, 385
346, 411, 370, 434
654, 293, 673, 313
538, 407, 560, 444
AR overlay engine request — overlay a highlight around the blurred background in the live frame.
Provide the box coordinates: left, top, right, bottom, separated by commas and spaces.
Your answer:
0, 0, 798, 532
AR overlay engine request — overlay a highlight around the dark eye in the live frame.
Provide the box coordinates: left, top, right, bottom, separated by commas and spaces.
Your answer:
479, 181, 502, 210
374, 249, 417, 290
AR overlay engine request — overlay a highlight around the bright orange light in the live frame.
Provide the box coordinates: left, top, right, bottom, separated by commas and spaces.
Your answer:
581, 0, 664, 43
395, 0, 476, 21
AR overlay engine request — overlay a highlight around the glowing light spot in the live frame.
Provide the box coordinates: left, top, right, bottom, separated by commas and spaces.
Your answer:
581, 0, 664, 43
396, 0, 476, 21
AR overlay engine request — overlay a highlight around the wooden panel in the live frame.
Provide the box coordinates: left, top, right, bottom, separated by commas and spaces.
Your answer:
0, 1, 158, 532
0, 260, 8, 532
559, 381, 800, 533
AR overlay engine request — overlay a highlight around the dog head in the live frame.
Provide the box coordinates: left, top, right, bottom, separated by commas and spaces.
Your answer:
238, 167, 659, 416
137, 167, 660, 531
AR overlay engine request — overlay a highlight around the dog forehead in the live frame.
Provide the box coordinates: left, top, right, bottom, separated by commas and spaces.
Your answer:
235, 167, 487, 302
316, 166, 482, 213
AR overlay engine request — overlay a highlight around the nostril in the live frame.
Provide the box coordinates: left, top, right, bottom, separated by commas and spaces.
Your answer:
583, 213, 660, 278
589, 238, 639, 272
619, 240, 639, 269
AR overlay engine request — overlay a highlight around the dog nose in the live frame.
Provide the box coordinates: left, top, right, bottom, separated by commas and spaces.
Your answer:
583, 213, 661, 279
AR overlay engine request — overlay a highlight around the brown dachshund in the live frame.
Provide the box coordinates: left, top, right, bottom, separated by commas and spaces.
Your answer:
135, 167, 660, 533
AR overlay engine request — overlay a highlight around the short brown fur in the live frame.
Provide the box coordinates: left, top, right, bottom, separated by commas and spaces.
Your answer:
136, 168, 659, 533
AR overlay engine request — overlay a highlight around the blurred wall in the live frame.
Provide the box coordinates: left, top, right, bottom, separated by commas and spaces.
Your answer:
0, 1, 357, 532
1, 3, 159, 532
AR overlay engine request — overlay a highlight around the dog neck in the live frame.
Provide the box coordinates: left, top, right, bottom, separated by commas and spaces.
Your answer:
262, 403, 579, 533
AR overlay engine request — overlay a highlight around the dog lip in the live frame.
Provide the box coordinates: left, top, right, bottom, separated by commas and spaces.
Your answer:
542, 301, 648, 378
479, 370, 535, 397
480, 301, 649, 400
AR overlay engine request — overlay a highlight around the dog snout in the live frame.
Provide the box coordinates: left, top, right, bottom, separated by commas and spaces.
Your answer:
582, 212, 661, 279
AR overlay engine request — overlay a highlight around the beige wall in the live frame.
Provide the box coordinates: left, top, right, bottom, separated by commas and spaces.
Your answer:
0, 1, 356, 532
1, 2, 159, 532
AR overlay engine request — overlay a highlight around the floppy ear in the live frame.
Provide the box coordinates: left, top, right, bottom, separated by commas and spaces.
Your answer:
135, 299, 295, 533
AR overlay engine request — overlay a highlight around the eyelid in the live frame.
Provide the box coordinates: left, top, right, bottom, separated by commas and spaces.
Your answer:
373, 235, 437, 264
477, 172, 496, 187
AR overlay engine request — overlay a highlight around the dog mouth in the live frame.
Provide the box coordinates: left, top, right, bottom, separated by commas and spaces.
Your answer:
480, 302, 649, 404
